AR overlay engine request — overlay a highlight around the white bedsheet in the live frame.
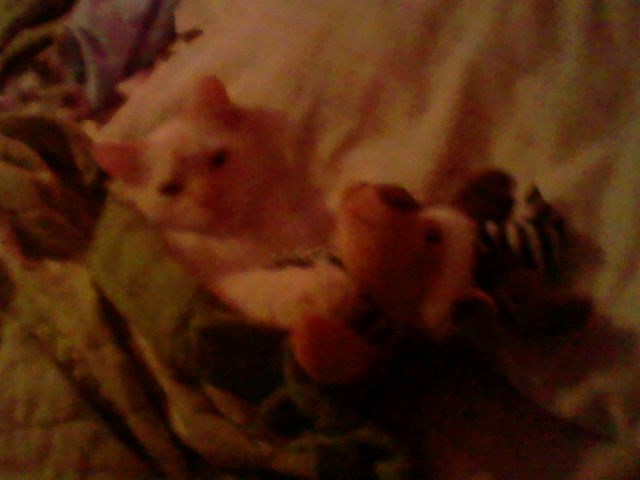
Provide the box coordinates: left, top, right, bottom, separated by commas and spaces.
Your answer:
101, 0, 640, 465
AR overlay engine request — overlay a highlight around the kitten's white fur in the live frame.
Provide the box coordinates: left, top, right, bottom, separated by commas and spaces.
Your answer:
94, 76, 346, 326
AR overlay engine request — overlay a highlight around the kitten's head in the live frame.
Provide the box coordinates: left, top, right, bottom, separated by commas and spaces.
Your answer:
94, 76, 284, 234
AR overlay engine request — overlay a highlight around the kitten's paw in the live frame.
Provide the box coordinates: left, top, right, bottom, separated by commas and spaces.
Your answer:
214, 262, 359, 329
283, 261, 361, 324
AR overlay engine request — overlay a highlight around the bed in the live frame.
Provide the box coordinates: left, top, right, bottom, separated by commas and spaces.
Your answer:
1, 0, 639, 478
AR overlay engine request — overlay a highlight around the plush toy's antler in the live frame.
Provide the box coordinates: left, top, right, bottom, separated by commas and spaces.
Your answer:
452, 168, 516, 223
452, 169, 593, 339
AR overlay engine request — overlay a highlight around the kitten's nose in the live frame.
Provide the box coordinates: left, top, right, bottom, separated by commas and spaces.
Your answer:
158, 181, 184, 196
377, 185, 420, 211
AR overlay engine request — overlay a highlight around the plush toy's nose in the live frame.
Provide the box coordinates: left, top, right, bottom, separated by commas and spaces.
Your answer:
376, 185, 420, 211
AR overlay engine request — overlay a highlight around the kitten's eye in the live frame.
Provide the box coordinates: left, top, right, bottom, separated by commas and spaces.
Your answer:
209, 150, 228, 170
158, 181, 184, 196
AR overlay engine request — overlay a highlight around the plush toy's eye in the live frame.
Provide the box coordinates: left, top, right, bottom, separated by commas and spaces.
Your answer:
425, 225, 443, 244
208, 150, 228, 170
158, 181, 184, 196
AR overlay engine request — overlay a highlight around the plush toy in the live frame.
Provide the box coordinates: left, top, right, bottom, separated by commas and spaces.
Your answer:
333, 182, 489, 339
254, 180, 501, 479
291, 169, 593, 387
290, 180, 493, 386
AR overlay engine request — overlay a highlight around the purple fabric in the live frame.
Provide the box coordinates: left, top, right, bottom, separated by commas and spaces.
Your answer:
64, 0, 177, 110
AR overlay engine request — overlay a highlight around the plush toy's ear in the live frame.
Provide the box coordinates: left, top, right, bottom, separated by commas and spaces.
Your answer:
187, 75, 241, 126
93, 142, 147, 185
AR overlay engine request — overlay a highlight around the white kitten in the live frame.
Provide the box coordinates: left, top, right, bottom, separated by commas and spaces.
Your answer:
96, 77, 295, 234
93, 76, 344, 326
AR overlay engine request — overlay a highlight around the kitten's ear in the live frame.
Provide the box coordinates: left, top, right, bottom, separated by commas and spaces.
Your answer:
93, 142, 147, 185
188, 75, 241, 126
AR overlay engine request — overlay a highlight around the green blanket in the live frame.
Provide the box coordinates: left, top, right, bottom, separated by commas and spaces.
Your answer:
0, 114, 192, 478
0, 0, 76, 89
0, 113, 415, 479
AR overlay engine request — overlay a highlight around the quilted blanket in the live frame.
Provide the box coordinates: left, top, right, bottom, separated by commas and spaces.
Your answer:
0, 113, 424, 479
1, 0, 640, 479
0, 114, 190, 478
